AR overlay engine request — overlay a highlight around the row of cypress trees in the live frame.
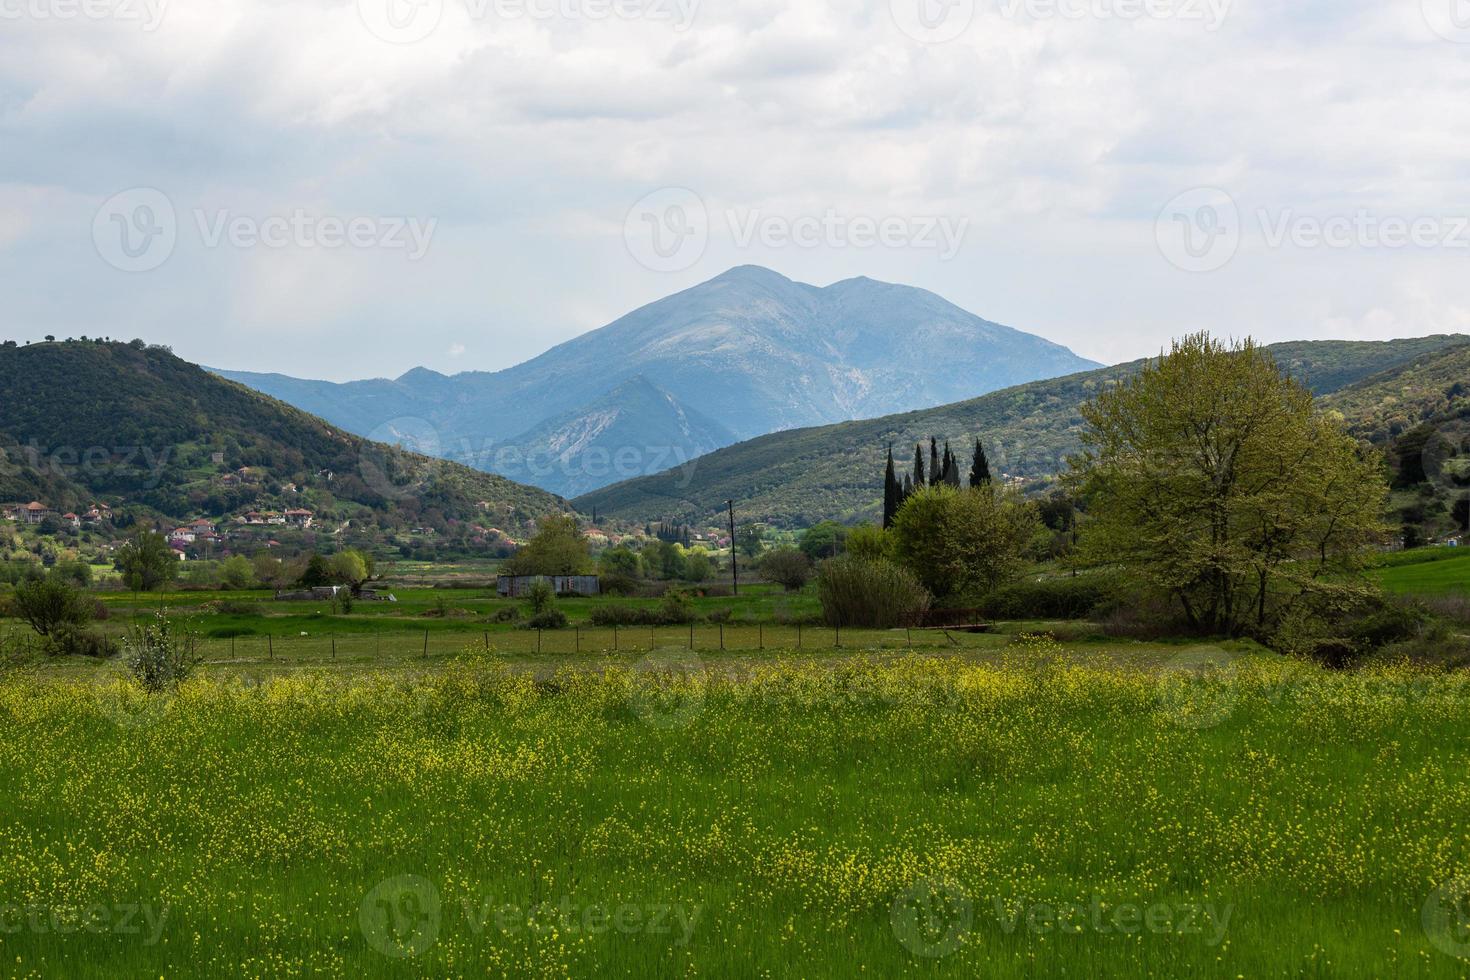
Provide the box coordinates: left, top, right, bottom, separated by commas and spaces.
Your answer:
881, 437, 992, 528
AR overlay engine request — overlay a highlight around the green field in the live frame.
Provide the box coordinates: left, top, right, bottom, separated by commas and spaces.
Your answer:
1, 643, 1468, 977
1373, 547, 1470, 596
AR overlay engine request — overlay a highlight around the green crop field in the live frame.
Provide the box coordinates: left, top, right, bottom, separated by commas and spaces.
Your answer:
1373, 547, 1470, 596
1, 640, 1468, 977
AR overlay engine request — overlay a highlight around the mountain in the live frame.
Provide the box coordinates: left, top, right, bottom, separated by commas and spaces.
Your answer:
0, 340, 567, 534
493, 377, 734, 499
574, 335, 1470, 528
216, 266, 1099, 496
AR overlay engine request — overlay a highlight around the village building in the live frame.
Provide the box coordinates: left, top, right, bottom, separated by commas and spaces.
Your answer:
284, 509, 314, 528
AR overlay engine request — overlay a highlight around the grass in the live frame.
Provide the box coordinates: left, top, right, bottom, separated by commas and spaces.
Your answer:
0, 639, 1468, 977
1372, 547, 1470, 596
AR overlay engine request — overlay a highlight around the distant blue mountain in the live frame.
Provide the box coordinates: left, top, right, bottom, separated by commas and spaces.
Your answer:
216, 266, 1100, 496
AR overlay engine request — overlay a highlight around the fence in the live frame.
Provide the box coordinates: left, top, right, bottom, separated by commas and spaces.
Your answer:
0, 624, 995, 667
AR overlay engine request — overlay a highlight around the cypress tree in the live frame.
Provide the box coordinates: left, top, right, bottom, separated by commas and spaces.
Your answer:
929, 438, 940, 487
969, 438, 992, 488
943, 442, 961, 487
913, 443, 926, 489
883, 445, 900, 529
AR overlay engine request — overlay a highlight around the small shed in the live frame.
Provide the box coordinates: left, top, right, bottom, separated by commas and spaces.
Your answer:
497, 575, 600, 598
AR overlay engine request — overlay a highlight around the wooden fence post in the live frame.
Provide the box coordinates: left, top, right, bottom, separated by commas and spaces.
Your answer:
423, 629, 429, 659
268, 634, 274, 661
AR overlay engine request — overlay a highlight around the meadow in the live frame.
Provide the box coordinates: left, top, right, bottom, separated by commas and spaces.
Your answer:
1, 639, 1469, 977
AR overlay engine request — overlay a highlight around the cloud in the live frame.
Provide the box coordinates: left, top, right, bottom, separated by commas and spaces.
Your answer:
1, 0, 1467, 378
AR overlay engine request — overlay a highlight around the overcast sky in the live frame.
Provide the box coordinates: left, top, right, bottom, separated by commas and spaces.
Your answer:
2, 0, 1468, 380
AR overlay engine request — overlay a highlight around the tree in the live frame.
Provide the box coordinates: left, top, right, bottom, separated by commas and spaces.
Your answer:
735, 525, 765, 559
219, 555, 256, 590
683, 548, 712, 583
969, 439, 992, 489
846, 523, 892, 562
252, 552, 296, 592
799, 521, 848, 560
758, 547, 813, 591
115, 529, 176, 593
941, 442, 961, 487
13, 577, 92, 637
883, 445, 901, 529
328, 550, 375, 594
1069, 333, 1389, 638
913, 443, 926, 489
646, 539, 687, 580
598, 546, 642, 578
929, 438, 940, 487
891, 484, 1038, 601
298, 554, 333, 588
504, 516, 590, 576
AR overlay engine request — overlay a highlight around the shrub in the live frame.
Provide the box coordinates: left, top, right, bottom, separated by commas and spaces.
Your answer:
47, 625, 119, 659
526, 609, 569, 630
815, 556, 931, 629
981, 575, 1121, 621
13, 577, 93, 638
122, 614, 202, 693
683, 549, 712, 583
845, 524, 891, 562
589, 604, 655, 627
526, 580, 556, 616
891, 485, 1038, 601
758, 548, 813, 592
599, 572, 639, 597
491, 606, 522, 624
658, 591, 697, 625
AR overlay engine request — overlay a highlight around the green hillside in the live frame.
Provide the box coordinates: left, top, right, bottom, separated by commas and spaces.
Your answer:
576, 335, 1470, 528
0, 340, 567, 533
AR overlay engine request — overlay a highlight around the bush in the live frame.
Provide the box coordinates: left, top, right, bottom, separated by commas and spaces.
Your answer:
526, 580, 556, 616
815, 556, 931, 629
891, 485, 1038, 601
758, 548, 812, 592
599, 572, 639, 597
491, 606, 522, 624
13, 577, 93, 638
526, 609, 569, 630
589, 604, 657, 627
47, 626, 119, 659
981, 575, 1121, 621
658, 591, 697, 625
122, 614, 202, 693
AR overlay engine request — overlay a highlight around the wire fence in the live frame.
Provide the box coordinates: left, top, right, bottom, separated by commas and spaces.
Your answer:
0, 623, 999, 667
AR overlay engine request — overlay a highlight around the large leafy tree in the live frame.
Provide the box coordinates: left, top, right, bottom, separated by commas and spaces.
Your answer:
504, 515, 591, 576
114, 528, 177, 593
1070, 333, 1389, 637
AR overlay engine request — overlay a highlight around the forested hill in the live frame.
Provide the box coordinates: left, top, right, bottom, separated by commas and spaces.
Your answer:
0, 340, 567, 531
574, 335, 1470, 528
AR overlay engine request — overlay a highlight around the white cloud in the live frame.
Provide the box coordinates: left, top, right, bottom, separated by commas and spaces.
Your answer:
1, 0, 1467, 378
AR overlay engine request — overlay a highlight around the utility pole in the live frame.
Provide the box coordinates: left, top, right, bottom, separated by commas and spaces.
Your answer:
727, 499, 738, 596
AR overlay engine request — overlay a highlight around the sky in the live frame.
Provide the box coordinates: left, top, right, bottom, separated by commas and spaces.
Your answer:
2, 0, 1469, 380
